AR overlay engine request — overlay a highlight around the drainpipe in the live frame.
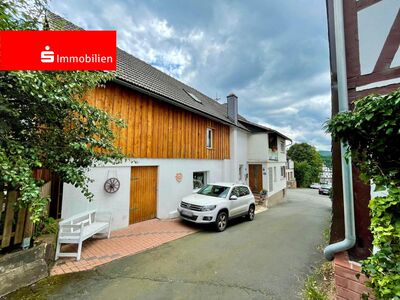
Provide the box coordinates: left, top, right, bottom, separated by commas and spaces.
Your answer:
323, 0, 356, 261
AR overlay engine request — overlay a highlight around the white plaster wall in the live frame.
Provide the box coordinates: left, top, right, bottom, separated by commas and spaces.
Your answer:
229, 127, 249, 184
277, 136, 287, 162
62, 158, 229, 230
247, 133, 268, 162
266, 161, 287, 197
237, 129, 249, 184
358, 0, 400, 75
62, 167, 131, 230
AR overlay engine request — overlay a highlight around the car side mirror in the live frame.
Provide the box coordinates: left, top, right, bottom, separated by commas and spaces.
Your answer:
230, 195, 238, 200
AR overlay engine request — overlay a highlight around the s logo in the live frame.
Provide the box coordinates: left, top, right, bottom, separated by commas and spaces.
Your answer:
41, 45, 54, 63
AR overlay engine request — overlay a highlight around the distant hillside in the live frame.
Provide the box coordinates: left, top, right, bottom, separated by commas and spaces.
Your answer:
319, 150, 332, 157
319, 150, 332, 167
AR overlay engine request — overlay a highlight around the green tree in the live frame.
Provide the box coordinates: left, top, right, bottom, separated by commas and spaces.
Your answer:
0, 0, 124, 222
287, 143, 323, 187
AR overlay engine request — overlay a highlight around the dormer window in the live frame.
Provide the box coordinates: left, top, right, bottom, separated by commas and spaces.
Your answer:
184, 89, 202, 103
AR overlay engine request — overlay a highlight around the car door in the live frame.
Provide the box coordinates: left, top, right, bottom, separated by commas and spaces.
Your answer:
238, 186, 252, 214
228, 187, 242, 217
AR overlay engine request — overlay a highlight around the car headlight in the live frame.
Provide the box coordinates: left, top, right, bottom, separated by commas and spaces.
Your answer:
201, 205, 217, 211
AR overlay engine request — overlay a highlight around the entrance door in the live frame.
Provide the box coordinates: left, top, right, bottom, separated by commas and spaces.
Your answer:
130, 166, 158, 224
249, 164, 263, 194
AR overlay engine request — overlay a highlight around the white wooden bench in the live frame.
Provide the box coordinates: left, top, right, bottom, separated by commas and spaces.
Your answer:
55, 210, 111, 261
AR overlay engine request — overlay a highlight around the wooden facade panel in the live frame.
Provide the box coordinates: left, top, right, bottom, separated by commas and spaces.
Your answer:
87, 83, 230, 160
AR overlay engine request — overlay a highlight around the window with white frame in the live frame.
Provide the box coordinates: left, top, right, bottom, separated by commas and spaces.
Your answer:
274, 167, 277, 182
193, 171, 207, 189
206, 128, 213, 148
280, 141, 285, 153
281, 166, 286, 179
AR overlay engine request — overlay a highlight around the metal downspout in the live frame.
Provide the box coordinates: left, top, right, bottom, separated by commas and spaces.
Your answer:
324, 0, 356, 261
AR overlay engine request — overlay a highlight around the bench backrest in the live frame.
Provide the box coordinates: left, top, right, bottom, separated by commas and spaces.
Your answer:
59, 210, 96, 226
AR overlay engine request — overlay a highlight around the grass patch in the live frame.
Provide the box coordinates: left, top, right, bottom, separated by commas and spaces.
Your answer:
303, 276, 329, 300
302, 221, 335, 300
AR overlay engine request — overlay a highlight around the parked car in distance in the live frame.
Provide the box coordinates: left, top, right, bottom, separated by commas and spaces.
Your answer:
319, 184, 332, 195
310, 183, 321, 189
177, 183, 256, 232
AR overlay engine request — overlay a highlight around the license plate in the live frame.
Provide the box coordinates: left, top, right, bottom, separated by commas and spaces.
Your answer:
181, 210, 193, 217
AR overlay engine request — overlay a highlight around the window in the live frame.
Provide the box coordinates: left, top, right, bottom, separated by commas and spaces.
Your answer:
230, 187, 241, 198
206, 128, 213, 149
239, 186, 250, 196
193, 171, 207, 189
197, 184, 229, 198
274, 167, 277, 182
280, 141, 285, 153
281, 166, 286, 179
185, 89, 202, 103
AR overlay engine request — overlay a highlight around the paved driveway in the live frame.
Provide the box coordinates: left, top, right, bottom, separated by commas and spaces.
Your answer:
8, 189, 331, 300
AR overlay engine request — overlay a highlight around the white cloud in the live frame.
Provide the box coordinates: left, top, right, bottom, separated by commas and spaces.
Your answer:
50, 0, 332, 150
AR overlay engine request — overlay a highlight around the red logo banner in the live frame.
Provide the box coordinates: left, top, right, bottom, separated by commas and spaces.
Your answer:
0, 30, 116, 70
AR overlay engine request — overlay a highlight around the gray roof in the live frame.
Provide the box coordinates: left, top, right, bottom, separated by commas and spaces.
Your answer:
45, 11, 289, 139
221, 103, 292, 141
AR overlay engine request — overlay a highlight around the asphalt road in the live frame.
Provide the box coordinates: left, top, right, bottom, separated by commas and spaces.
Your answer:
8, 188, 331, 300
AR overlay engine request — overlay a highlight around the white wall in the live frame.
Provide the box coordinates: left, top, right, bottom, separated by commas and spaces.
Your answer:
277, 136, 287, 162
229, 127, 249, 184
357, 0, 400, 90
62, 158, 230, 230
248, 133, 268, 162
266, 161, 287, 197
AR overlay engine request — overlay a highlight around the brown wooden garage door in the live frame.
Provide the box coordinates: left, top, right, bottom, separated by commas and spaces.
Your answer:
130, 166, 158, 224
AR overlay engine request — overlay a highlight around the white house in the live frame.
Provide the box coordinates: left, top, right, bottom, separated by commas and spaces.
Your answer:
48, 11, 291, 230
286, 159, 296, 188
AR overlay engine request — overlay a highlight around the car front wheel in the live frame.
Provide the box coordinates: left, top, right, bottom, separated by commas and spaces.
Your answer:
247, 205, 255, 221
215, 211, 228, 232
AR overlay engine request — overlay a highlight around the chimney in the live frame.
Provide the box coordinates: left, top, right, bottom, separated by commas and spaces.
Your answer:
227, 93, 238, 125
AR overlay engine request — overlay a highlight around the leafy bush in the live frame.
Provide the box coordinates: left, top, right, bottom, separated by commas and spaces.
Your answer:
33, 217, 58, 239
0, 0, 125, 222
288, 143, 323, 187
326, 90, 400, 299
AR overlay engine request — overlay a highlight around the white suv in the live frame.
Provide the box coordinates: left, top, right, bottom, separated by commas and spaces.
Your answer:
177, 183, 256, 232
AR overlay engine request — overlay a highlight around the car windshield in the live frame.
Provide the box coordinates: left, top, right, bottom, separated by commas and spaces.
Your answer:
321, 184, 331, 188
197, 184, 230, 198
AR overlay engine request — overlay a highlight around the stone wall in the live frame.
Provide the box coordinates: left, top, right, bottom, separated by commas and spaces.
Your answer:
267, 189, 286, 207
334, 252, 375, 299
0, 236, 55, 297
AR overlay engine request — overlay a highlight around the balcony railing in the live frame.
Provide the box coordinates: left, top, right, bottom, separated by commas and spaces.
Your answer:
268, 149, 278, 161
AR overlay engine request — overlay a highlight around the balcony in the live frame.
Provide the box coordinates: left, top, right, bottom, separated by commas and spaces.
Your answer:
268, 149, 278, 161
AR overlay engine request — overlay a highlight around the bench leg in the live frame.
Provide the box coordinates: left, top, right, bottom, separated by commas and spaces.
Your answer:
55, 241, 61, 260
107, 225, 111, 239
77, 241, 82, 261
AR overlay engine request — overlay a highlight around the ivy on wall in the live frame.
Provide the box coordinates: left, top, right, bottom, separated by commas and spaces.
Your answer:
325, 90, 400, 299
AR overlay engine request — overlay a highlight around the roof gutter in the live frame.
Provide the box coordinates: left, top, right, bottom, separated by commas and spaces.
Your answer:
238, 119, 292, 141
324, 0, 356, 261
113, 78, 246, 130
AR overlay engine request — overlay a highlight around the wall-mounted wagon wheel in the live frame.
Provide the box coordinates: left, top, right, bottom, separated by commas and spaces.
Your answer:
104, 177, 120, 193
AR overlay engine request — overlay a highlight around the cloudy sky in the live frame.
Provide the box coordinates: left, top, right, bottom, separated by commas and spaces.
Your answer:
51, 0, 332, 150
